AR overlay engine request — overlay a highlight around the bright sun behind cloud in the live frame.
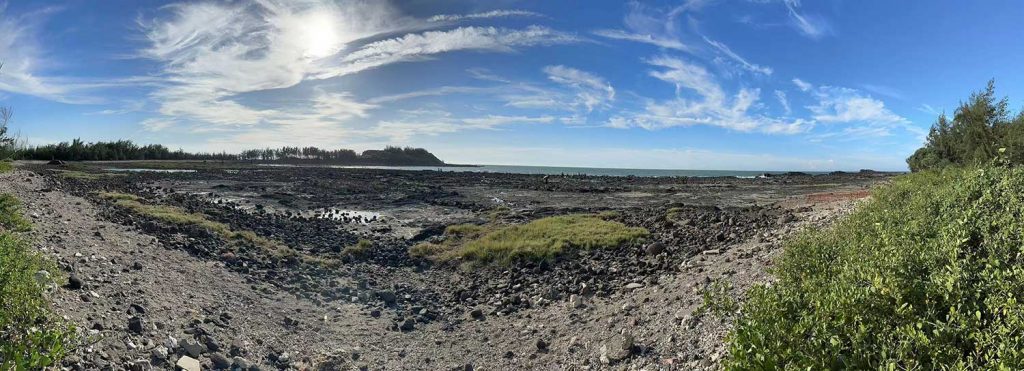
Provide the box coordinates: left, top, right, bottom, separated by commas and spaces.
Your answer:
298, 11, 341, 58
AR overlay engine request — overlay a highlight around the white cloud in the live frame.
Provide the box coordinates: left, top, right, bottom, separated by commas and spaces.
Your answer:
807, 86, 908, 125
86, 100, 146, 115
367, 86, 492, 104
859, 84, 906, 100
428, 10, 541, 23
322, 26, 580, 79
139, 0, 405, 129
792, 78, 812, 92
0, 6, 108, 103
702, 36, 772, 75
138, 0, 581, 138
591, 29, 688, 51
542, 65, 615, 112
793, 80, 916, 141
917, 103, 942, 116
774, 90, 791, 114
610, 56, 810, 134
783, 0, 831, 39
591, 1, 694, 52
373, 113, 553, 141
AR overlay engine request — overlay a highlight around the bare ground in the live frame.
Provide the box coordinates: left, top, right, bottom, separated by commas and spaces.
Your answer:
2, 168, 867, 370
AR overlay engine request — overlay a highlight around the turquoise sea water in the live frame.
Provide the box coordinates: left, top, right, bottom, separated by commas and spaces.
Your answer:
260, 164, 827, 178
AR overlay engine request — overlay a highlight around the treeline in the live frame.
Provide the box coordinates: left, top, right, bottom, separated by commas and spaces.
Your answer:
237, 146, 445, 166
14, 140, 446, 166
18, 139, 235, 161
907, 80, 1024, 171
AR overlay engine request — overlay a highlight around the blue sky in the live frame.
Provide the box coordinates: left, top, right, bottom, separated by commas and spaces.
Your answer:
1, 0, 1023, 171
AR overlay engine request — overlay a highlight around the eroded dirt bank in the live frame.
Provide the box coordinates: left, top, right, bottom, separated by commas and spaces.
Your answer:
2, 164, 886, 370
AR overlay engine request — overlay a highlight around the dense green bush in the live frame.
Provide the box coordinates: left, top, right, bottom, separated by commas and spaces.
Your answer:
0, 194, 71, 368
907, 81, 1024, 171
726, 166, 1024, 369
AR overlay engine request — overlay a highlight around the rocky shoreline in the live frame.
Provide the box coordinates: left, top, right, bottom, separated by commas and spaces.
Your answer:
5, 163, 886, 370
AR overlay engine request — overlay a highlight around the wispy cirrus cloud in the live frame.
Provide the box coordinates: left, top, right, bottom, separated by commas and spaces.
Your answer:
319, 26, 581, 79
139, 0, 404, 129
783, 0, 832, 39
367, 86, 492, 104
428, 10, 542, 23
609, 56, 810, 134
542, 65, 615, 112
373, 112, 554, 141
0, 5, 116, 104
137, 0, 582, 142
774, 90, 791, 114
591, 29, 689, 51
702, 36, 772, 75
592, 0, 700, 52
917, 103, 943, 116
792, 78, 813, 92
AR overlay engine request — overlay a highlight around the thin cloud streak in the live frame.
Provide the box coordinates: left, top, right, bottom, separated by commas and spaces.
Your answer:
428, 10, 542, 23
592, 29, 689, 51
702, 36, 772, 75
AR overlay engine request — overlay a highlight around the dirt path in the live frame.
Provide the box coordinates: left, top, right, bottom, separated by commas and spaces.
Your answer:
2, 169, 864, 370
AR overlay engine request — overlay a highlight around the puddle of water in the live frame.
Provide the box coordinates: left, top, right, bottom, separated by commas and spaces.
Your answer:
106, 168, 197, 173
308, 208, 383, 224
195, 190, 384, 224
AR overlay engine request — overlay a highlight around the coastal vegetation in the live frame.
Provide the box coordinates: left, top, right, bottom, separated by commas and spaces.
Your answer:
0, 193, 72, 368
907, 81, 1024, 171
98, 192, 297, 260
412, 214, 649, 265
727, 83, 1024, 368
15, 140, 446, 166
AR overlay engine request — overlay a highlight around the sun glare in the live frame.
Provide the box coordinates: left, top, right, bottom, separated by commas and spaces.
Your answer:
300, 12, 340, 58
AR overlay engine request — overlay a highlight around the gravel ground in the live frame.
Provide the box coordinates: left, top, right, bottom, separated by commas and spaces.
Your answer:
1, 167, 871, 370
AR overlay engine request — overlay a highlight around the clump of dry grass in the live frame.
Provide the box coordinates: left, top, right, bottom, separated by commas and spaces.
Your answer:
412, 214, 648, 265
341, 238, 374, 257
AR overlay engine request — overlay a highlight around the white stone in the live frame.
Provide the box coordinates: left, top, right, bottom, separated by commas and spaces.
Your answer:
176, 356, 201, 371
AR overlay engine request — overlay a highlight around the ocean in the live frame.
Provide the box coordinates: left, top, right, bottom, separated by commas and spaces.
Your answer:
259, 164, 826, 178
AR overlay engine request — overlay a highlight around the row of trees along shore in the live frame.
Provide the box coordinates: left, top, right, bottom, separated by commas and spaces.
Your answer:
12, 140, 445, 166
907, 80, 1024, 171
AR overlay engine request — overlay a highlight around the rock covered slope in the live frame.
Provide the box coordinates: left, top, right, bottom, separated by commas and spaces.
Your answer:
2, 168, 868, 370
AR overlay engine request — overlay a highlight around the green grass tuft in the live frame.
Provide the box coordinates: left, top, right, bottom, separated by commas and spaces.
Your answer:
0, 194, 72, 368
726, 166, 1024, 369
342, 238, 374, 257
0, 161, 13, 173
413, 214, 648, 265
99, 193, 298, 260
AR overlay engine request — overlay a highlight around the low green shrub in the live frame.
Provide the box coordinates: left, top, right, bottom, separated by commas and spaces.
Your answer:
697, 279, 738, 317
0, 161, 12, 173
0, 194, 71, 368
726, 166, 1024, 369
0, 194, 30, 233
